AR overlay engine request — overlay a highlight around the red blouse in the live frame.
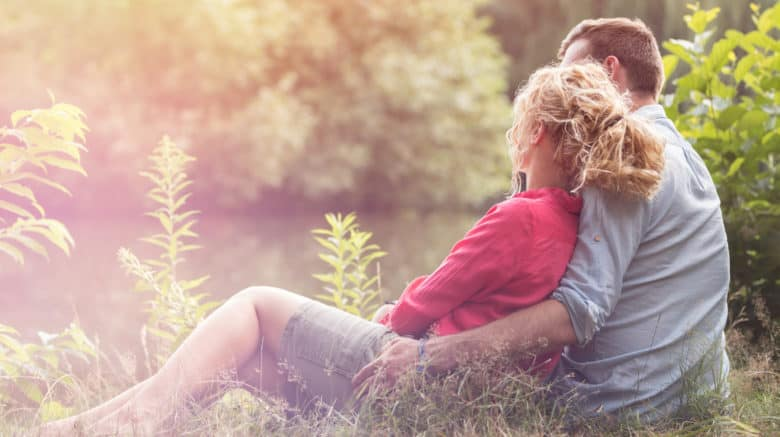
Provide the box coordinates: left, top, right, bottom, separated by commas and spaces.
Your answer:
379, 187, 582, 374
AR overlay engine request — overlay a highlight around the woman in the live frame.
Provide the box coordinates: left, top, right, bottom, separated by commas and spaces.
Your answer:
43, 62, 664, 435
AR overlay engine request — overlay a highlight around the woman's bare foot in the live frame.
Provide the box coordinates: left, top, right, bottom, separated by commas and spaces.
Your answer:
36, 417, 86, 437
84, 403, 161, 436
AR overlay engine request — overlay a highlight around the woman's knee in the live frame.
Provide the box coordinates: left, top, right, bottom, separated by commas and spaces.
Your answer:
233, 285, 303, 307
233, 285, 277, 306
232, 286, 307, 321
231, 285, 309, 350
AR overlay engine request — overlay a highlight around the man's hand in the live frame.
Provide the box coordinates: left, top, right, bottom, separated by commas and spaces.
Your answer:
352, 336, 418, 394
351, 299, 575, 397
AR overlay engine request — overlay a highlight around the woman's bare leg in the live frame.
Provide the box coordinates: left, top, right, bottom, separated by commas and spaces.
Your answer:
234, 337, 287, 396
40, 378, 151, 433
43, 286, 307, 435
55, 332, 284, 433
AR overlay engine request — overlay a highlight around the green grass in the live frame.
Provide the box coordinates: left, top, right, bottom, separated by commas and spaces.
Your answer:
2, 330, 778, 436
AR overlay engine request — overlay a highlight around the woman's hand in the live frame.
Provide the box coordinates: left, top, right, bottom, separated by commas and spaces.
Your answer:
370, 303, 395, 323
352, 337, 418, 393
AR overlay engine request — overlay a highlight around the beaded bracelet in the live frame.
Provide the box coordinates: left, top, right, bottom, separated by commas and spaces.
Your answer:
416, 338, 428, 374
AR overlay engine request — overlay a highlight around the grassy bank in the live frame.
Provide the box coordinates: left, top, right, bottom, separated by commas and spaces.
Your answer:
1, 329, 777, 436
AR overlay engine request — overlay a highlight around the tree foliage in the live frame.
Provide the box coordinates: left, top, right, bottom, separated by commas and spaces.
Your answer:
1, 0, 511, 210
662, 3, 780, 342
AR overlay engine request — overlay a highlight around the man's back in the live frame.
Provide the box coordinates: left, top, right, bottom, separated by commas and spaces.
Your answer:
551, 104, 730, 421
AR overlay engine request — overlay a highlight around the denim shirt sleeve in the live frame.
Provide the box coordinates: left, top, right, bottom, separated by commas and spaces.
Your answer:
551, 187, 649, 346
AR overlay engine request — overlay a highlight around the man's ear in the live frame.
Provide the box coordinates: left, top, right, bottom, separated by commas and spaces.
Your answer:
602, 55, 620, 80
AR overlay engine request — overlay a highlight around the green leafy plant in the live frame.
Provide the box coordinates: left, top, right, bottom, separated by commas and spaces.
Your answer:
0, 98, 96, 420
0, 99, 87, 263
0, 322, 97, 420
312, 212, 387, 319
662, 2, 780, 344
119, 136, 220, 370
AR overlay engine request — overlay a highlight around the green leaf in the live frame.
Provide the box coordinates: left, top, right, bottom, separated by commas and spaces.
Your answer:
10, 110, 31, 127
663, 39, 698, 65
0, 324, 20, 335
17, 380, 44, 404
0, 333, 27, 358
174, 210, 199, 225
739, 110, 769, 135
756, 4, 780, 33
179, 275, 210, 291
39, 400, 72, 422
734, 54, 758, 82
173, 220, 198, 239
703, 39, 736, 75
714, 106, 747, 130
146, 326, 176, 341
684, 7, 720, 34
171, 180, 193, 197
4, 172, 71, 196
21, 219, 75, 256
726, 158, 745, 177
314, 294, 337, 303
662, 55, 679, 84
314, 236, 339, 253
0, 200, 35, 218
39, 155, 87, 176
313, 273, 335, 283
158, 213, 173, 234
317, 253, 342, 271
173, 192, 193, 212
140, 235, 169, 251
3, 233, 49, 260
0, 241, 24, 264
179, 244, 202, 252
1, 183, 44, 216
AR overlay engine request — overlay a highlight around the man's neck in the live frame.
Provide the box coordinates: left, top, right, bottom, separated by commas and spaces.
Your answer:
629, 92, 657, 111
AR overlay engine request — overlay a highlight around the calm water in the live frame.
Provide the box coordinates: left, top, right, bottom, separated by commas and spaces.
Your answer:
0, 212, 477, 350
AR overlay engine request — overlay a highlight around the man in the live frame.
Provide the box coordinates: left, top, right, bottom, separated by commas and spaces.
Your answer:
353, 18, 730, 422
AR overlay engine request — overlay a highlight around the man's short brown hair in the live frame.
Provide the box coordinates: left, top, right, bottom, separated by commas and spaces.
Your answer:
558, 18, 664, 98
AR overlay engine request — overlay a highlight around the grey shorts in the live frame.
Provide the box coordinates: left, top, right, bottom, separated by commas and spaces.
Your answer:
278, 299, 398, 410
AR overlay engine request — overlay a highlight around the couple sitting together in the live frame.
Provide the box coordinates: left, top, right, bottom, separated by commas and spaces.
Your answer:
45, 17, 730, 435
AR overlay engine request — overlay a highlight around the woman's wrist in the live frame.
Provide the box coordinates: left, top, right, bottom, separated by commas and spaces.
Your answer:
416, 338, 429, 373
421, 336, 456, 374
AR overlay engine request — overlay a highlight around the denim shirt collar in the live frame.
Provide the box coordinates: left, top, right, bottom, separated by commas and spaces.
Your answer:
634, 103, 667, 122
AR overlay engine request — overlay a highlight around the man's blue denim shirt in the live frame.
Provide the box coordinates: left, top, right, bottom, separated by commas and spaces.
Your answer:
550, 104, 731, 421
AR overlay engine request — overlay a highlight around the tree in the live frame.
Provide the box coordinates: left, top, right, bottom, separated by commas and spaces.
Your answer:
1, 0, 512, 210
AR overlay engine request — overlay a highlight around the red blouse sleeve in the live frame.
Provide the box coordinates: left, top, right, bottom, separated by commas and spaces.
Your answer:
380, 200, 533, 337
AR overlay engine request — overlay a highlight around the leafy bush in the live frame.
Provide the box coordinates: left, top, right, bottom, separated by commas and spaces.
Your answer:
119, 136, 220, 372
0, 99, 97, 421
662, 3, 780, 344
312, 212, 387, 319
0, 98, 86, 263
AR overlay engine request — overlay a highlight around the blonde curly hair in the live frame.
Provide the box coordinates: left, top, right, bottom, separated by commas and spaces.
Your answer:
507, 63, 664, 199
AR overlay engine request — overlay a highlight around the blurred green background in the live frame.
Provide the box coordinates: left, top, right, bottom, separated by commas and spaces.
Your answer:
1, 0, 772, 214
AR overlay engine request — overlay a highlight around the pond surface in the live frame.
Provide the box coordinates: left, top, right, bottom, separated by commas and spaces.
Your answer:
0, 211, 478, 351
